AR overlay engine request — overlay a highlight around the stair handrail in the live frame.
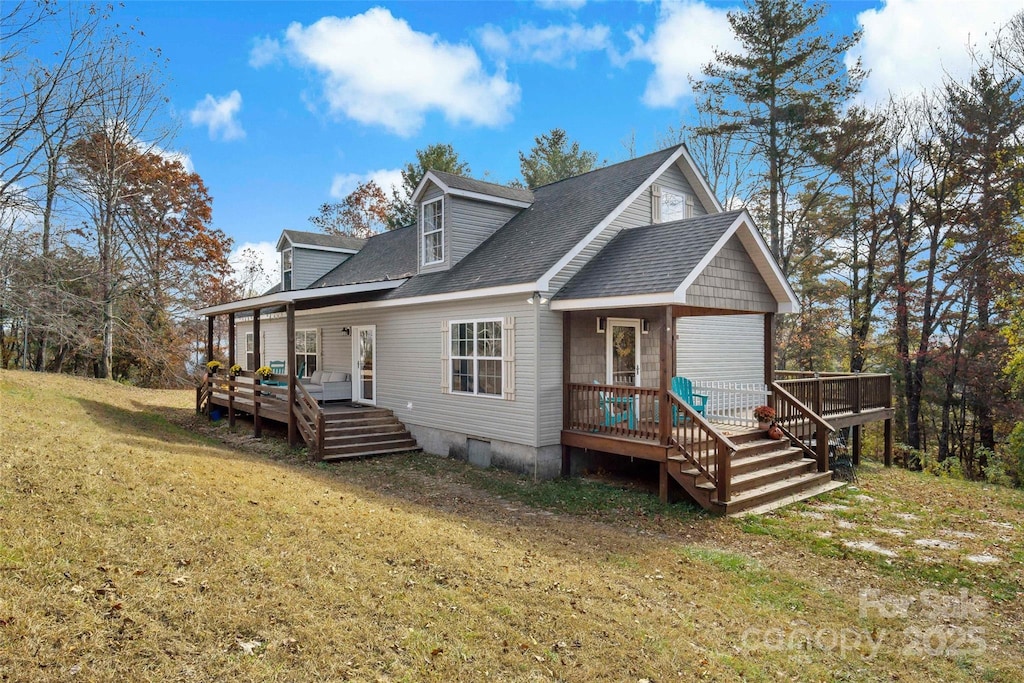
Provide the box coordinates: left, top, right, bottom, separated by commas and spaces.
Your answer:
668, 390, 738, 503
195, 376, 212, 415
292, 380, 323, 457
770, 380, 835, 473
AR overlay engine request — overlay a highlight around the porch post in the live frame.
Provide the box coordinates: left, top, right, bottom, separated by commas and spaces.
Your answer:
206, 315, 214, 365
852, 425, 862, 466
658, 306, 673, 447
286, 303, 297, 447
764, 312, 775, 408
883, 418, 893, 467
561, 311, 572, 477
252, 307, 261, 438
228, 311, 236, 428
658, 306, 674, 504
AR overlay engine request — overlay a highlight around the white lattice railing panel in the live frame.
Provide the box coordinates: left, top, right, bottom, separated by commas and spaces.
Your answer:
695, 380, 770, 427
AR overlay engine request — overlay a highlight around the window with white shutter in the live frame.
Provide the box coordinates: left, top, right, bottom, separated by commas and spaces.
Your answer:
445, 317, 513, 399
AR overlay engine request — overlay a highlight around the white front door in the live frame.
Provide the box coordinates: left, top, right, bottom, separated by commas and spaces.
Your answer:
352, 325, 376, 405
606, 318, 642, 387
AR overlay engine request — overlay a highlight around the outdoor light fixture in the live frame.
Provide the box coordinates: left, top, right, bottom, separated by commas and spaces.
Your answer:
526, 292, 549, 305
641, 319, 650, 334
596, 317, 606, 333
341, 326, 351, 336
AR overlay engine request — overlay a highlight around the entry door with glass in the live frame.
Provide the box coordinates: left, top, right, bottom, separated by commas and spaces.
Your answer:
352, 325, 376, 404
606, 318, 642, 386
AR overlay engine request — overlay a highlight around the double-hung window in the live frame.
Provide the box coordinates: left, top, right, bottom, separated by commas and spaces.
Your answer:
450, 320, 502, 396
294, 329, 318, 378
421, 197, 444, 266
282, 248, 293, 290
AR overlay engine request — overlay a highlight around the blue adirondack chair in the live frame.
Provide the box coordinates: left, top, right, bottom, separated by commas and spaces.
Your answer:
671, 376, 707, 424
594, 381, 636, 430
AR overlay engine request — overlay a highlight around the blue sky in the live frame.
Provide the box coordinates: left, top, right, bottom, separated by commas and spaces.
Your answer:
103, 0, 1020, 284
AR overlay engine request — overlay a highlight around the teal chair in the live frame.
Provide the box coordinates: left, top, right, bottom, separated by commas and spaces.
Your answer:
597, 383, 636, 430
672, 376, 707, 424
265, 360, 287, 386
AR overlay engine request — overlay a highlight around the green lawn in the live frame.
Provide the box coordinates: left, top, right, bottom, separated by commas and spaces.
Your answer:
2, 370, 1021, 681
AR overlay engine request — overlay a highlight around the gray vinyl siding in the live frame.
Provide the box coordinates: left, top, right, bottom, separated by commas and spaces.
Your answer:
653, 163, 707, 218
449, 196, 520, 265
418, 184, 448, 274
676, 314, 764, 384
537, 308, 563, 447
685, 235, 777, 312
290, 247, 350, 290
237, 295, 541, 447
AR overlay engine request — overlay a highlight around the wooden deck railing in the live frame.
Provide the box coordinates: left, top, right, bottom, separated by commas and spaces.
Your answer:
293, 379, 324, 458
198, 371, 323, 454
775, 372, 891, 418
565, 383, 661, 441
667, 390, 738, 503
770, 380, 835, 472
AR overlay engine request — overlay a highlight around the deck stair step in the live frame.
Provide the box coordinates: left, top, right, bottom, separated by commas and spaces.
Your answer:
319, 405, 419, 459
666, 429, 840, 514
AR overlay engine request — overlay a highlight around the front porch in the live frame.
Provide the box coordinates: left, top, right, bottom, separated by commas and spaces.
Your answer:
557, 307, 894, 514
196, 298, 416, 460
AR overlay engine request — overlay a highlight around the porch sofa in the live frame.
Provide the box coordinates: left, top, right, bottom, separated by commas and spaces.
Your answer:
301, 369, 352, 402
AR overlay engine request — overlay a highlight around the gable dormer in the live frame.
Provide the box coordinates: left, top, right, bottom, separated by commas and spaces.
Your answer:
412, 171, 533, 274
275, 230, 366, 291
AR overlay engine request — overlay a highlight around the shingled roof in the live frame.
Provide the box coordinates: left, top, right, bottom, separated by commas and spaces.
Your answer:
553, 211, 744, 300
309, 225, 418, 288
427, 170, 535, 204
279, 229, 366, 252
385, 146, 683, 299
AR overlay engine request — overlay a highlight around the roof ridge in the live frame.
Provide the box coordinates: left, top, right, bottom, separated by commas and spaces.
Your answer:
531, 144, 684, 191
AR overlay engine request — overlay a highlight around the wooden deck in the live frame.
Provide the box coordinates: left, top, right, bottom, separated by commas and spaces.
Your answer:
199, 371, 418, 459
562, 372, 893, 514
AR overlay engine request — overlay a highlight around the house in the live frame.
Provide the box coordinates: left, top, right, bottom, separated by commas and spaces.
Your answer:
196, 145, 894, 514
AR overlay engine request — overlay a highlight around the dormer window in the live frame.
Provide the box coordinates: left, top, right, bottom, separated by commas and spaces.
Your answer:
421, 197, 444, 266
282, 248, 293, 290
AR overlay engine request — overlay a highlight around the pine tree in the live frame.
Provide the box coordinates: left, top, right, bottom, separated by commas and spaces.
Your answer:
692, 0, 864, 275
518, 129, 597, 189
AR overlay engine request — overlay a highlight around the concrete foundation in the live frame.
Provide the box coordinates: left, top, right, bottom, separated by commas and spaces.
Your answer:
405, 422, 562, 479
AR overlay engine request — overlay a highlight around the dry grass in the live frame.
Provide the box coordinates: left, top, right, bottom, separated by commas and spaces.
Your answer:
1, 370, 1022, 682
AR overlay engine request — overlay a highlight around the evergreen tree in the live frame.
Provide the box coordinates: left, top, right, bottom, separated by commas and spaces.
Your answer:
388, 143, 469, 228
518, 128, 597, 189
692, 0, 864, 275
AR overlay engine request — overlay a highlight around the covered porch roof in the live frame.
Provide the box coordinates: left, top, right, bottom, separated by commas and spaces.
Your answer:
194, 279, 407, 317
551, 210, 798, 314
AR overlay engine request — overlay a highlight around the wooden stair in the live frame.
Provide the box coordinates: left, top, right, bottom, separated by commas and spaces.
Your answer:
320, 406, 419, 460
667, 430, 841, 515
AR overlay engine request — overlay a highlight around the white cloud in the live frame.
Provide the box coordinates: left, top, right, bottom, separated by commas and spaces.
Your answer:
229, 241, 278, 294
631, 1, 738, 108
249, 35, 282, 68
282, 8, 520, 136
848, 0, 1021, 105
189, 90, 245, 141
480, 23, 611, 67
330, 168, 404, 199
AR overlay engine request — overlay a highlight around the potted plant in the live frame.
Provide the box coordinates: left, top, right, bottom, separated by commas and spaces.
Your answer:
255, 365, 273, 380
229, 364, 242, 377
753, 405, 775, 430
206, 360, 222, 374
